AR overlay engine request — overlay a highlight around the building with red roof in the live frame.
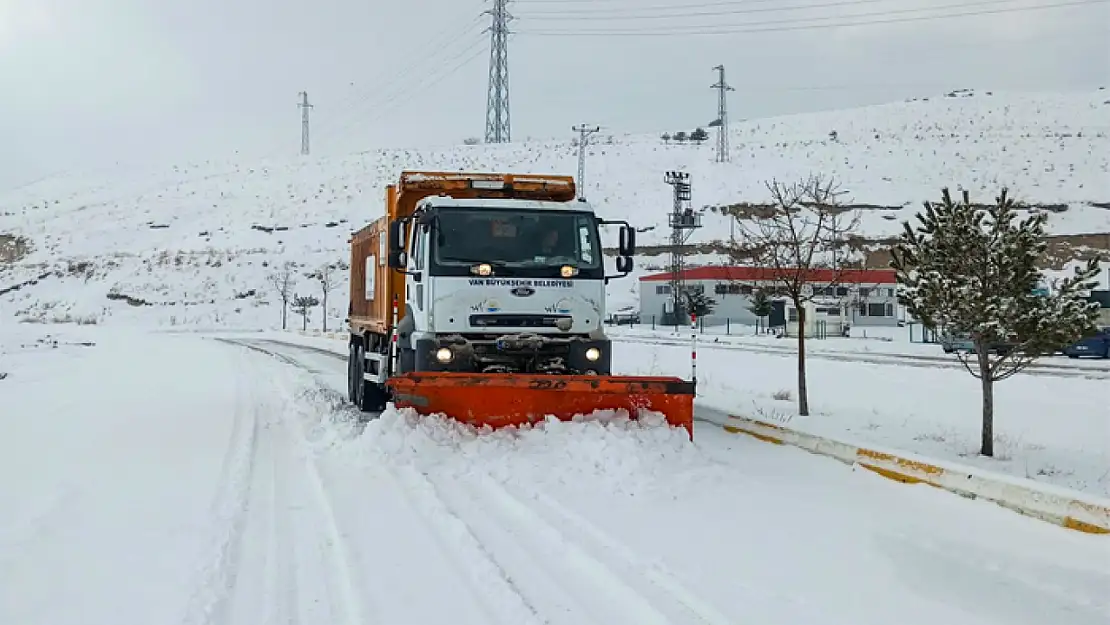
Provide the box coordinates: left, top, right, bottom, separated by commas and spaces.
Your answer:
637, 265, 902, 329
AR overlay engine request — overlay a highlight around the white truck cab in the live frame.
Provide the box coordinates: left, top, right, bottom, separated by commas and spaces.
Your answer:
389, 194, 636, 375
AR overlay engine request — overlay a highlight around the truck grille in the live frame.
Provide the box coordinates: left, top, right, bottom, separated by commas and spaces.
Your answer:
469, 314, 571, 328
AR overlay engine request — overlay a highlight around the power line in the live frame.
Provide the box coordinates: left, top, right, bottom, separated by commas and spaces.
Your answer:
311, 1, 486, 125
519, 0, 902, 19
516, 0, 1107, 36
306, 19, 486, 146
485, 0, 513, 143
516, 0, 773, 5
312, 36, 489, 149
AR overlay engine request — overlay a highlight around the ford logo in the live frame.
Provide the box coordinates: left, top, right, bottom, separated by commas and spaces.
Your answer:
510, 286, 535, 297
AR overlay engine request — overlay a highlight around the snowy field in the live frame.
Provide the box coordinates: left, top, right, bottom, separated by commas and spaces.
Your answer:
1, 89, 1109, 328
2, 324, 1108, 625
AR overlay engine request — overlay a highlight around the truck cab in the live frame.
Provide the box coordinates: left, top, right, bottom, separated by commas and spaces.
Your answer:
389, 194, 634, 376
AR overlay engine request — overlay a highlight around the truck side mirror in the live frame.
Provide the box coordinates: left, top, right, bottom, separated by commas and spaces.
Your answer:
389, 219, 406, 253
619, 226, 636, 256
616, 255, 633, 273
388, 250, 407, 269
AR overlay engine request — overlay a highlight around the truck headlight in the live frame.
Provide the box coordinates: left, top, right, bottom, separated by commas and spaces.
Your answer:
435, 347, 454, 363
585, 347, 601, 362
560, 265, 578, 278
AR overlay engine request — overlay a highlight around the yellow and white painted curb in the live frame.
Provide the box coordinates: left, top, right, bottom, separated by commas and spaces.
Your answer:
723, 416, 1110, 535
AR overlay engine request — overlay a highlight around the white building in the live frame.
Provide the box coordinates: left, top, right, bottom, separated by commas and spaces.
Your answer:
638, 266, 902, 331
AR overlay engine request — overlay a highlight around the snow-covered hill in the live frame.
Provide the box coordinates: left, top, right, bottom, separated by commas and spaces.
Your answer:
1, 88, 1108, 328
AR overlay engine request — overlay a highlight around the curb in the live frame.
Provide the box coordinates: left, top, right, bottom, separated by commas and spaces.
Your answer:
723, 416, 1110, 535
293, 330, 344, 341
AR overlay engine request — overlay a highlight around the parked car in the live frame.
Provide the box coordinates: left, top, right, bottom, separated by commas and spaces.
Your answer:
1063, 327, 1110, 359
939, 331, 1014, 355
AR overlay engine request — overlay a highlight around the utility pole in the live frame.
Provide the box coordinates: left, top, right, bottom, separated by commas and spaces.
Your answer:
710, 65, 734, 163
484, 0, 512, 143
298, 91, 313, 155
665, 171, 700, 326
572, 123, 600, 200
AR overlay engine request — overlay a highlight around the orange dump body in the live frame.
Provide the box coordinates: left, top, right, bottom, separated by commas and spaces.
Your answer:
387, 373, 695, 439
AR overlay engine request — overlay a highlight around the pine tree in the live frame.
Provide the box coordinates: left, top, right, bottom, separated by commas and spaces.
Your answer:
686, 290, 716, 318
292, 294, 321, 331
748, 288, 773, 332
890, 188, 1102, 457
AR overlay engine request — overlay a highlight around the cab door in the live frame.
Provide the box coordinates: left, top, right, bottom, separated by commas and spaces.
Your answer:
406, 222, 431, 332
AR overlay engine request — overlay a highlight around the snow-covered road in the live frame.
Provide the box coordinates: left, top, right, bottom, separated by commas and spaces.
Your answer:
1, 329, 1107, 625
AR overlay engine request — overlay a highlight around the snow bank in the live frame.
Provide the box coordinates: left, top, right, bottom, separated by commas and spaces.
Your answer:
313, 406, 710, 497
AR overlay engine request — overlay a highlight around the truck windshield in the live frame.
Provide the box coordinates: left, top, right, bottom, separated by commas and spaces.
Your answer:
433, 208, 602, 269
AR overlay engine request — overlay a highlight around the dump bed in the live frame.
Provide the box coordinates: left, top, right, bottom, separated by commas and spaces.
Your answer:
349, 217, 392, 335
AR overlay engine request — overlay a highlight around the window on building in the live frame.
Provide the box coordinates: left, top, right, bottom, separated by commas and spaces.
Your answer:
714, 283, 727, 295
885, 302, 895, 317
818, 306, 841, 317
788, 308, 798, 322
836, 287, 849, 297
859, 287, 871, 298
656, 285, 671, 295
868, 302, 888, 317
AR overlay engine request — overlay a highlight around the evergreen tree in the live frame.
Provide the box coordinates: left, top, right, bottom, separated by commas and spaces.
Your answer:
292, 294, 321, 331
748, 288, 773, 332
685, 289, 716, 318
890, 188, 1102, 456
690, 127, 709, 144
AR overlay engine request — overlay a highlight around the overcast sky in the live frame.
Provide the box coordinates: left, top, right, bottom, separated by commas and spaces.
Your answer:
1, 0, 1107, 189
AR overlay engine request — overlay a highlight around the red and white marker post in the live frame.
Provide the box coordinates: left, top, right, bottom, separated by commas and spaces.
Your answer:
690, 312, 698, 391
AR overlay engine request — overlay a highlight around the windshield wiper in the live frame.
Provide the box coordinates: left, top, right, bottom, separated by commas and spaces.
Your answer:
441, 256, 508, 265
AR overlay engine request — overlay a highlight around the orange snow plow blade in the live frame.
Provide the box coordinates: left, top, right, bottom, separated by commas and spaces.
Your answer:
387, 373, 695, 439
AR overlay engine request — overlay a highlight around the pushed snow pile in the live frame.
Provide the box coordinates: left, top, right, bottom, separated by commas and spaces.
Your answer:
338, 407, 715, 496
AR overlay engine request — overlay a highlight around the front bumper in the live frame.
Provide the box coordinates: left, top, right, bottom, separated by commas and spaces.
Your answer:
413, 334, 612, 374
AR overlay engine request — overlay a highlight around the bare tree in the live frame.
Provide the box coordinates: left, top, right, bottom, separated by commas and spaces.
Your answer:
267, 262, 295, 330
722, 174, 862, 416
308, 263, 340, 332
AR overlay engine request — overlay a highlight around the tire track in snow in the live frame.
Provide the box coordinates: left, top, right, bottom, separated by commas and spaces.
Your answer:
385, 462, 545, 625
440, 471, 727, 625
213, 337, 372, 625
284, 409, 373, 625
180, 350, 261, 625
423, 471, 607, 625
492, 478, 741, 625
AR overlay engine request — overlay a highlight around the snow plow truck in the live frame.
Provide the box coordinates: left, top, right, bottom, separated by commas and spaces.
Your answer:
345, 171, 695, 437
